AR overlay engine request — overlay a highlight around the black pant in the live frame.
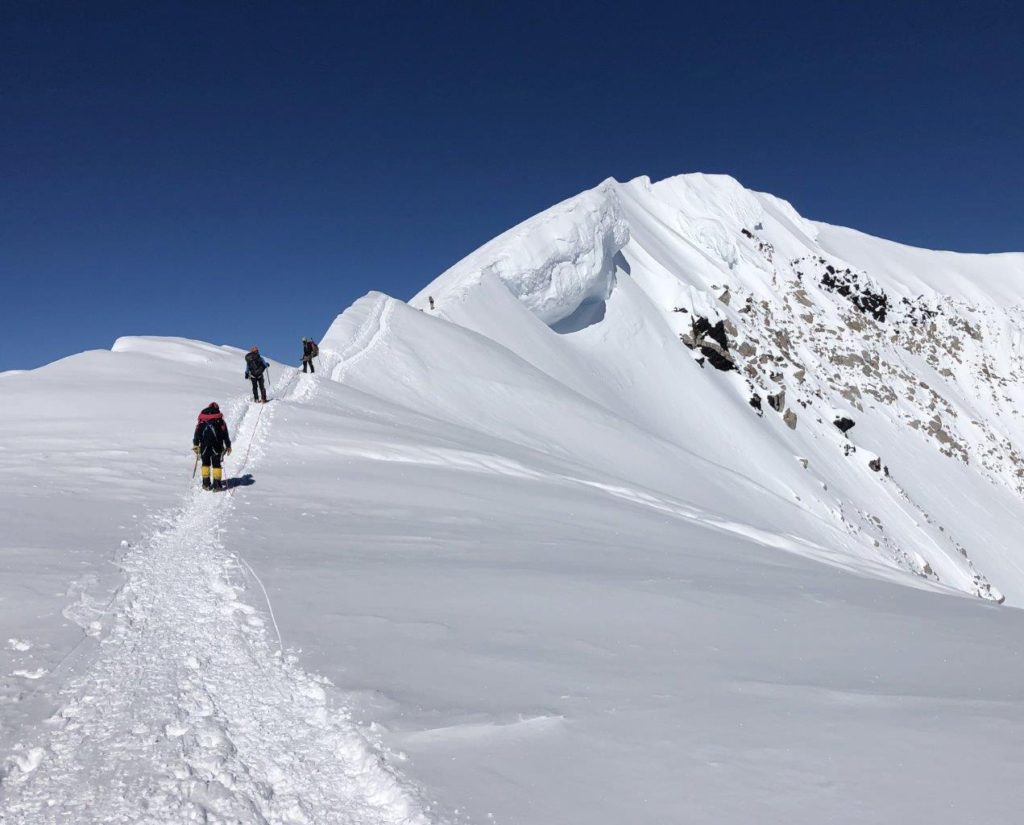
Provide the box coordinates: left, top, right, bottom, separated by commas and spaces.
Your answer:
200, 450, 223, 488
302, 358, 315, 373
250, 375, 267, 401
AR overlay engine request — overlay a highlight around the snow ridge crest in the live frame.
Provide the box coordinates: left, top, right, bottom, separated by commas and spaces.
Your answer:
481, 181, 629, 325
415, 179, 629, 327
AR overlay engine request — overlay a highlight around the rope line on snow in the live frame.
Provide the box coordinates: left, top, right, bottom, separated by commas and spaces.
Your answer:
224, 370, 297, 657
21, 374, 297, 714
229, 399, 267, 486
238, 557, 284, 654
228, 368, 301, 488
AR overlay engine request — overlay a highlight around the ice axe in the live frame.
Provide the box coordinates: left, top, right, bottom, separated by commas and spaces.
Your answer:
192, 450, 199, 479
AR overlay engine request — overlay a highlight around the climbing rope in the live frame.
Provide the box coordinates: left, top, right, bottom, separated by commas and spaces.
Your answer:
230, 400, 267, 483
226, 368, 302, 492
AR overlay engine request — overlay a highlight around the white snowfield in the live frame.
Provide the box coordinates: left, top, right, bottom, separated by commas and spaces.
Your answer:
3, 174, 1024, 824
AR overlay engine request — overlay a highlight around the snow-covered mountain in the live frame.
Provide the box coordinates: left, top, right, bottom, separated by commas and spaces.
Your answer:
3, 174, 1024, 824
407, 173, 1024, 604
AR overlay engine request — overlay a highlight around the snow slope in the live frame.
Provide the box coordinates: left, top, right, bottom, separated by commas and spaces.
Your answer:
1, 353, 431, 823
3, 173, 1024, 824
413, 172, 1024, 605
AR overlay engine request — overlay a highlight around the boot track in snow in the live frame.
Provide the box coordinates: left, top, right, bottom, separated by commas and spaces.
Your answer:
1, 369, 432, 825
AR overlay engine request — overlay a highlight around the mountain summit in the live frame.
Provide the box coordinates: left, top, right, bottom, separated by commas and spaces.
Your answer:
342, 172, 1024, 604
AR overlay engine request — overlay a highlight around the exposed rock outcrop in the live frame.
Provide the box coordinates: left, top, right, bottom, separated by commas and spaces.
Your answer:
834, 416, 856, 435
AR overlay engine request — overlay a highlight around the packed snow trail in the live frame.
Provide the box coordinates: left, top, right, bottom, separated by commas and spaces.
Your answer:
1, 371, 431, 825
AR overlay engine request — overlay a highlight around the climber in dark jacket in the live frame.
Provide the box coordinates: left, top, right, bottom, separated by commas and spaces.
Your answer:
301, 338, 319, 373
244, 347, 270, 402
192, 402, 232, 491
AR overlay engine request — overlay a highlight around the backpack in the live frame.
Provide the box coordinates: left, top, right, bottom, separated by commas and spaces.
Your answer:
199, 420, 218, 444
196, 417, 225, 450
245, 351, 265, 377
309, 340, 319, 357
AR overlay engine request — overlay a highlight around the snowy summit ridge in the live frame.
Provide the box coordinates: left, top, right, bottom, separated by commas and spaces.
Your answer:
5, 171, 1024, 825
418, 179, 631, 327
399, 171, 1024, 605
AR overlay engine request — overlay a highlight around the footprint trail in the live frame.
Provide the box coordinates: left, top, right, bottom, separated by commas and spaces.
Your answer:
1, 371, 432, 825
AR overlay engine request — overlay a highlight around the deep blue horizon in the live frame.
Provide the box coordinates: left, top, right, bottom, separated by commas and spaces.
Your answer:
3, 1, 1022, 372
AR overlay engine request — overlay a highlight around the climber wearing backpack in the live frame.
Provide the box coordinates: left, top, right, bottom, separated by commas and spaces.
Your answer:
244, 346, 270, 403
192, 402, 232, 491
301, 337, 319, 373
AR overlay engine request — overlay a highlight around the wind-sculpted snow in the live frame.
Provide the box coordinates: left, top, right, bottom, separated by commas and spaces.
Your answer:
417, 181, 629, 326
111, 336, 247, 364
320, 290, 393, 382
299, 282, 1024, 824
409, 171, 1024, 606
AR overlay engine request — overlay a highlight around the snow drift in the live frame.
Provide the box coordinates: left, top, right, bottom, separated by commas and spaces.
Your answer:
422, 180, 630, 327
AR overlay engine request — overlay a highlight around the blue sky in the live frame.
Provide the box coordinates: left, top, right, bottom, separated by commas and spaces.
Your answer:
2, 1, 1021, 371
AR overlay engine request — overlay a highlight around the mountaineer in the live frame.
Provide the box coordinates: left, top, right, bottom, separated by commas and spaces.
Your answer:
244, 347, 270, 403
192, 402, 232, 491
301, 337, 319, 373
